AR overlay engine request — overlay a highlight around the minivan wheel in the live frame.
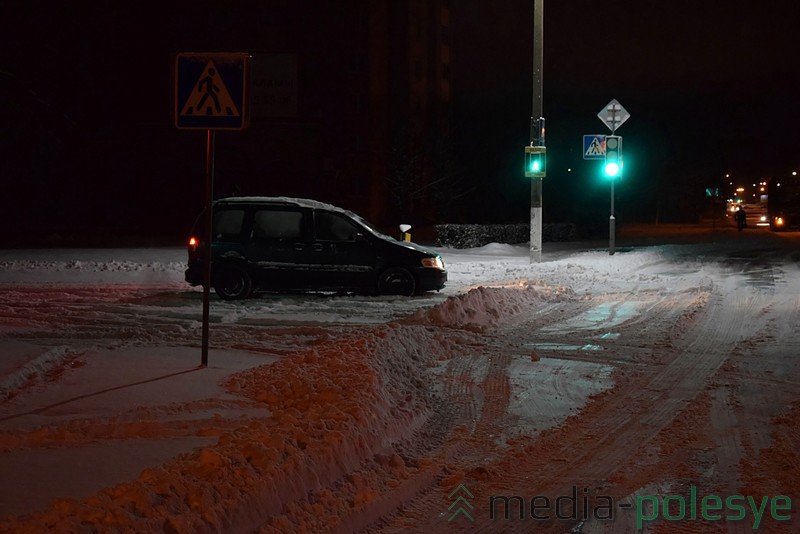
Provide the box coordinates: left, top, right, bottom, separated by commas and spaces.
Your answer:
377, 267, 416, 296
214, 265, 253, 300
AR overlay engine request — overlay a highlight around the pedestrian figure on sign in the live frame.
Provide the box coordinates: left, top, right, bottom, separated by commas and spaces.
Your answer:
196, 68, 221, 114
735, 206, 747, 231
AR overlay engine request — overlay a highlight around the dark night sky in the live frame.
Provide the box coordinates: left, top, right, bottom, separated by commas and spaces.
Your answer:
1, 1, 798, 240
452, 0, 800, 223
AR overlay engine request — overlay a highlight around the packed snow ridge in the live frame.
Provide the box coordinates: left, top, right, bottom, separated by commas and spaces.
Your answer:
2, 283, 558, 533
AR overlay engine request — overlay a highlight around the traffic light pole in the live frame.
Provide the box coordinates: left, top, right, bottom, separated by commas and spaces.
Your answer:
608, 123, 616, 256
610, 173, 615, 255
598, 99, 628, 256
529, 0, 544, 264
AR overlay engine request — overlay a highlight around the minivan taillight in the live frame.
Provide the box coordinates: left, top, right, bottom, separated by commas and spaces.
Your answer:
188, 237, 202, 261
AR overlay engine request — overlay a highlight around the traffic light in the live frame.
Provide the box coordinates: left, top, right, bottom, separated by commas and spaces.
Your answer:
604, 135, 622, 177
525, 145, 546, 178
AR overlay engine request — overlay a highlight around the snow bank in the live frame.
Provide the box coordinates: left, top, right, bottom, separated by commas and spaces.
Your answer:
403, 283, 569, 331
3, 283, 549, 532
0, 248, 186, 285
0, 346, 75, 401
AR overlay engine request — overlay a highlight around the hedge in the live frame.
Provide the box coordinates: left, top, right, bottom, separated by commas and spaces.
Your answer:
434, 223, 576, 249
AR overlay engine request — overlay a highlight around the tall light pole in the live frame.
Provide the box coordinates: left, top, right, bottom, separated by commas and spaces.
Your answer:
529, 0, 544, 264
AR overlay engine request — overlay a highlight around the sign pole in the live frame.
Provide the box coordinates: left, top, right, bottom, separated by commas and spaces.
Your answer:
175, 52, 248, 367
609, 120, 616, 256
201, 129, 216, 367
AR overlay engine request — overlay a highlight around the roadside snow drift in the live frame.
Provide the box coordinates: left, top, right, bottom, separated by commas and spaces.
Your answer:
1, 285, 552, 533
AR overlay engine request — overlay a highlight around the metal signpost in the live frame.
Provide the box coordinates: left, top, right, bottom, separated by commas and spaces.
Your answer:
175, 52, 250, 366
597, 99, 629, 255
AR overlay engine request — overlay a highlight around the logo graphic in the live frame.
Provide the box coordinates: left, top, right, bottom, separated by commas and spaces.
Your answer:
448, 484, 475, 522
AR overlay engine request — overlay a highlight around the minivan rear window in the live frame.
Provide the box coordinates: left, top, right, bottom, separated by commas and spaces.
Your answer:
253, 210, 303, 240
214, 209, 245, 242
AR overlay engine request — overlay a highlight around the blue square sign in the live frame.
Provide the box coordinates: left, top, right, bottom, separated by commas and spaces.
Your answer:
175, 52, 250, 130
583, 135, 606, 160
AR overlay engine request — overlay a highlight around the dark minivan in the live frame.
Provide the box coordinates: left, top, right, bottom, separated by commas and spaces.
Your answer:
185, 197, 447, 299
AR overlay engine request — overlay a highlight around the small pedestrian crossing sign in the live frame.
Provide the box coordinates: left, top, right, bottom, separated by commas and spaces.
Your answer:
181, 60, 240, 118
175, 52, 249, 130
583, 134, 606, 160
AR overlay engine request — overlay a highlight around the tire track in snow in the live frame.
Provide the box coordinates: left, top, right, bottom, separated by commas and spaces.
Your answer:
364, 299, 603, 532
372, 272, 774, 533
713, 261, 800, 534
467, 272, 776, 532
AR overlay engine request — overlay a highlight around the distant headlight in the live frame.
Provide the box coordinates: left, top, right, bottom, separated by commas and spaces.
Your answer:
775, 217, 784, 226
421, 256, 445, 270
760, 215, 767, 222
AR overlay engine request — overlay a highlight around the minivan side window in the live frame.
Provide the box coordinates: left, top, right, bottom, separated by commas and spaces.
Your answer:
253, 209, 303, 241
315, 211, 361, 242
214, 209, 245, 242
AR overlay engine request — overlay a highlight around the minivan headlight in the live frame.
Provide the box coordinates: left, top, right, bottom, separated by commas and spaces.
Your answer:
421, 256, 445, 270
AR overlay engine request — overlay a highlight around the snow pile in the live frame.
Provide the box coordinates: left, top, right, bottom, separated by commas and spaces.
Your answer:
226, 324, 451, 532
0, 346, 75, 401
0, 259, 184, 274
403, 283, 569, 331
0, 249, 187, 286
4, 309, 493, 532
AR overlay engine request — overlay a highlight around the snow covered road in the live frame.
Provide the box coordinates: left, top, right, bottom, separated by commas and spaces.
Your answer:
1, 226, 800, 532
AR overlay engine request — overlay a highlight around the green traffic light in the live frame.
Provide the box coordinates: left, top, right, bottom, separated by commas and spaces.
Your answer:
524, 145, 546, 177
603, 135, 622, 178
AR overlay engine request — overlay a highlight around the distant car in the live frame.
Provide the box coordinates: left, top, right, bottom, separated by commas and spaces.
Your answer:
768, 175, 800, 231
741, 203, 769, 227
185, 197, 447, 300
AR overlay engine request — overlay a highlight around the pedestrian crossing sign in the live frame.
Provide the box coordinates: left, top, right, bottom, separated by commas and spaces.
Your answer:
175, 52, 250, 130
583, 135, 606, 160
